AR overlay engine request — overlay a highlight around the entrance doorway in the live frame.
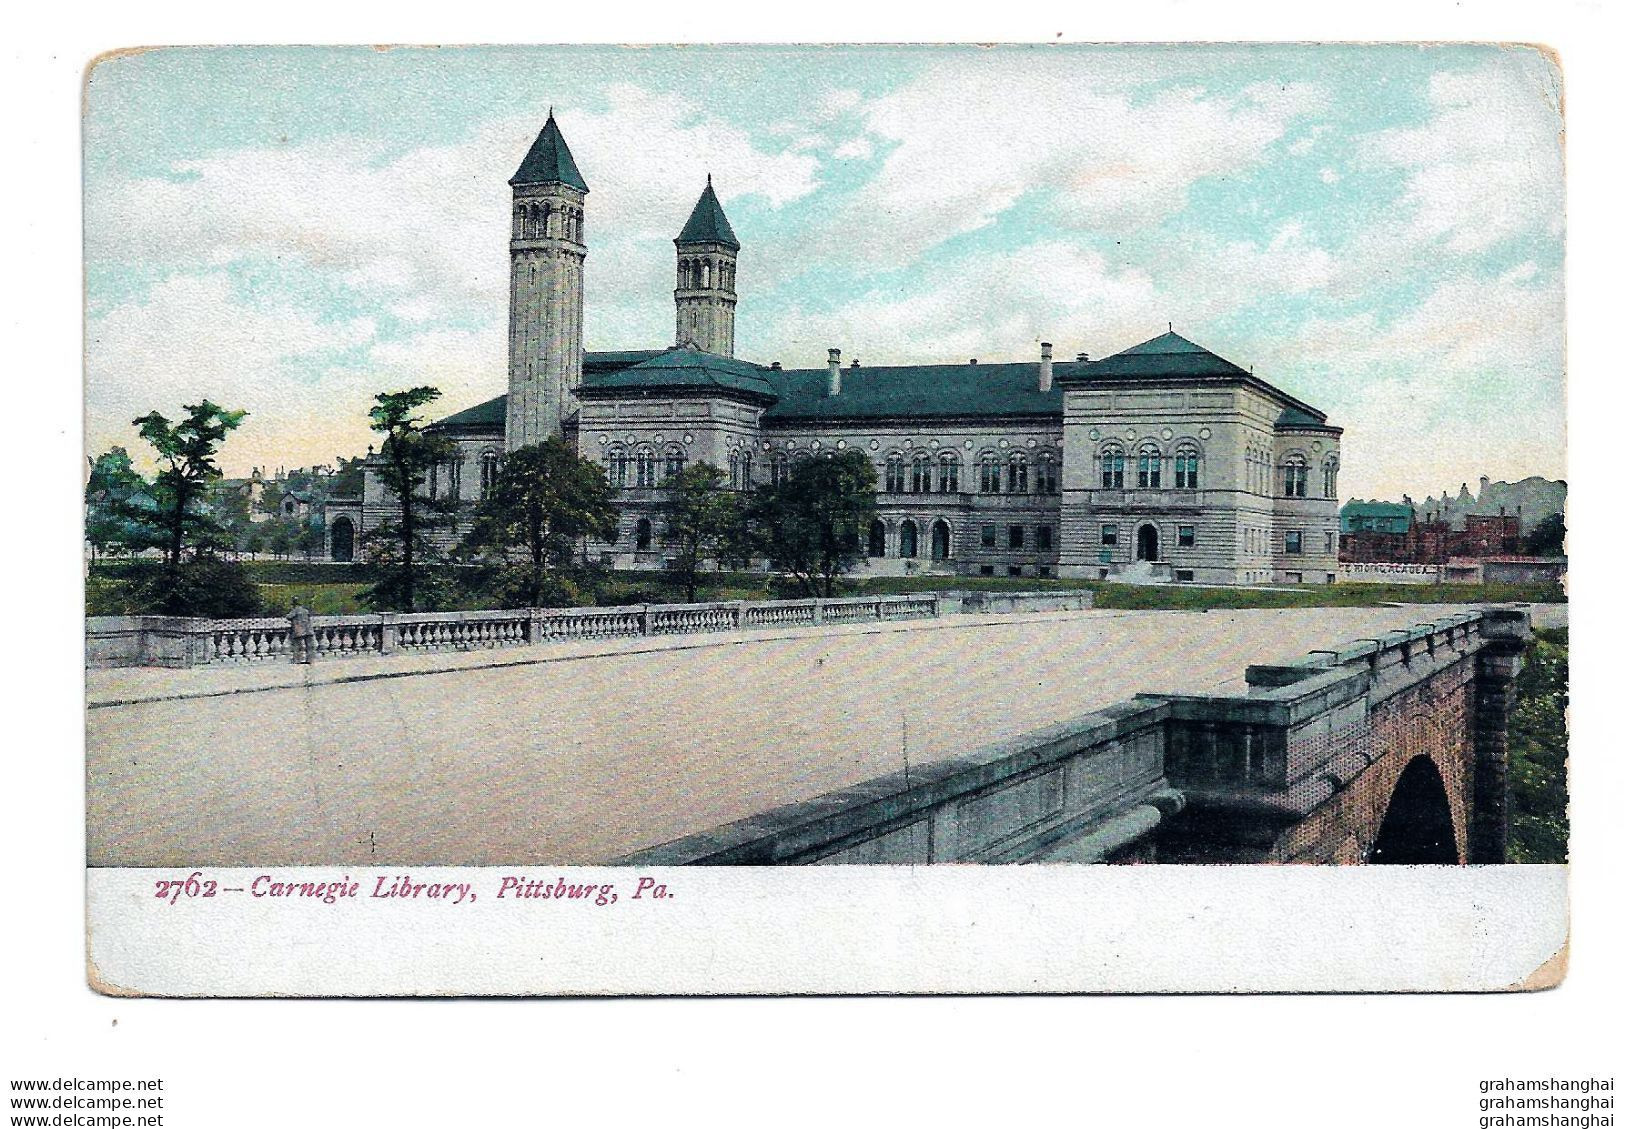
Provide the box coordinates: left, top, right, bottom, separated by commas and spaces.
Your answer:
1135, 524, 1159, 562
329, 516, 354, 562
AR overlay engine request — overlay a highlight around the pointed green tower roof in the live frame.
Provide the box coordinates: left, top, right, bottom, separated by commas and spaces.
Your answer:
676, 177, 740, 249
510, 111, 589, 191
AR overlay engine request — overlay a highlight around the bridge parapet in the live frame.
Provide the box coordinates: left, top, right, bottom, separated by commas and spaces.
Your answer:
632, 606, 1536, 866
620, 698, 1183, 866
85, 589, 1097, 669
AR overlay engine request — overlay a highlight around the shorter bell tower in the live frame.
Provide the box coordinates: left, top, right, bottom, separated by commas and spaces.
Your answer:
673, 176, 739, 357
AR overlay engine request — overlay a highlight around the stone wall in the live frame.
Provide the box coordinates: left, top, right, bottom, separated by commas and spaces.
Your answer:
630, 607, 1533, 865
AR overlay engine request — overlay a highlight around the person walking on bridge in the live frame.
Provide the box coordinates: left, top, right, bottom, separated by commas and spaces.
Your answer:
287, 597, 315, 665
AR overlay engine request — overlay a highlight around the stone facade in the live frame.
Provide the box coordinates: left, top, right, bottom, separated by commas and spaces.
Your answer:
356, 115, 1343, 585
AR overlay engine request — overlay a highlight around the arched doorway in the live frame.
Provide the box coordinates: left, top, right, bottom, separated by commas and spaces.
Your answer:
330, 516, 354, 562
1135, 523, 1159, 562
868, 519, 886, 559
930, 519, 951, 561
1369, 757, 1459, 864
898, 520, 918, 559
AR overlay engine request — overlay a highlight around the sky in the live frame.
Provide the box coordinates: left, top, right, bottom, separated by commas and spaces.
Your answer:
82, 44, 1565, 501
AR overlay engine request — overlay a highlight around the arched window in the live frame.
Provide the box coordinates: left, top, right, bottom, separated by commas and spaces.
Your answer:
979, 453, 1002, 494
635, 449, 656, 489
770, 453, 789, 486
607, 447, 629, 488
937, 451, 961, 493
635, 518, 653, 551
1137, 445, 1162, 489
513, 207, 524, 239
1174, 444, 1200, 490
738, 451, 752, 488
1007, 451, 1029, 494
540, 204, 552, 238
899, 520, 918, 559
480, 451, 500, 498
728, 450, 741, 489
664, 447, 686, 482
885, 454, 906, 494
1282, 454, 1308, 498
701, 261, 712, 288
1036, 450, 1058, 494
911, 453, 932, 493
1323, 456, 1338, 499
868, 519, 886, 559
931, 519, 951, 561
1099, 444, 1125, 489
448, 457, 462, 499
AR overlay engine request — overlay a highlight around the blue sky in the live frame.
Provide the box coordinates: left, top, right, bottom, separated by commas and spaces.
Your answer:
83, 44, 1564, 499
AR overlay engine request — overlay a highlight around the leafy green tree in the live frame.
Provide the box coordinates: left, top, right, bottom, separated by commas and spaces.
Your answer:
360, 387, 457, 612
744, 449, 877, 597
1523, 512, 1566, 557
662, 462, 744, 602
130, 401, 249, 575
460, 436, 619, 608
84, 447, 160, 561
1508, 628, 1569, 863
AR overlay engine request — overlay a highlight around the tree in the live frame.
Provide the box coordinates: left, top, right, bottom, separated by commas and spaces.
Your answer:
743, 449, 877, 597
360, 387, 457, 612
460, 436, 619, 608
130, 401, 249, 575
662, 462, 744, 602
1524, 512, 1566, 557
84, 447, 160, 561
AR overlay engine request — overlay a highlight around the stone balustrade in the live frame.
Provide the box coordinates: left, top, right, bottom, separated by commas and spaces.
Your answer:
87, 589, 1091, 669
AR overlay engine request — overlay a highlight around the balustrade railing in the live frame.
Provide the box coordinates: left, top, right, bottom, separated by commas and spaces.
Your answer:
89, 588, 1093, 669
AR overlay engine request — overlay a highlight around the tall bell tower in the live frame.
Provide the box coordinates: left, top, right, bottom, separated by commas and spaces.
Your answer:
507, 111, 588, 450
673, 176, 739, 357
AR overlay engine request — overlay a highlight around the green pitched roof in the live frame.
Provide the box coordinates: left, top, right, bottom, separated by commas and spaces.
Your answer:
579, 347, 776, 402
1277, 405, 1334, 430
510, 113, 589, 191
430, 351, 663, 430
676, 180, 739, 249
1075, 331, 1250, 378
764, 360, 1075, 422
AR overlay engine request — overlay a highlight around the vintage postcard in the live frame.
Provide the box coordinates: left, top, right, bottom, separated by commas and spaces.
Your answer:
81, 43, 1567, 996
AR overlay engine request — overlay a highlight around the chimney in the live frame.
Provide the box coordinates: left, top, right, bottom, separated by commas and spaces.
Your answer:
968, 358, 978, 365
1076, 352, 1090, 363
769, 361, 782, 371
827, 348, 842, 396
1039, 342, 1054, 392
850, 358, 861, 369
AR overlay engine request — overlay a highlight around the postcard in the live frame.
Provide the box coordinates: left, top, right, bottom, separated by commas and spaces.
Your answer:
81, 42, 1568, 996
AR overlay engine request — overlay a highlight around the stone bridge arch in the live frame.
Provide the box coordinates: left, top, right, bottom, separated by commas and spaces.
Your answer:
1368, 756, 1459, 864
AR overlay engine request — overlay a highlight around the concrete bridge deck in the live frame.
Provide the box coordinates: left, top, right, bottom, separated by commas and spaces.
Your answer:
86, 604, 1563, 866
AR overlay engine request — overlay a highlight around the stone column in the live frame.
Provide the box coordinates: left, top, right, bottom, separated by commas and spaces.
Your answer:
1469, 608, 1534, 864
378, 613, 399, 655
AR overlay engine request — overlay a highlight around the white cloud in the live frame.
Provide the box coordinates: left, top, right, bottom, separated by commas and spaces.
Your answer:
799, 61, 1327, 265
1350, 57, 1563, 260
85, 273, 378, 473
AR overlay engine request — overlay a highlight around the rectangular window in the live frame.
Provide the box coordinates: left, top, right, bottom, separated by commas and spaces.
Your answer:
1100, 523, 1118, 546
1325, 531, 1336, 555
981, 524, 997, 548
1285, 530, 1303, 554
1038, 565, 1053, 579
1175, 569, 1194, 582
1035, 525, 1053, 551
1008, 524, 1025, 549
1178, 525, 1195, 548
1007, 565, 1023, 577
979, 564, 995, 576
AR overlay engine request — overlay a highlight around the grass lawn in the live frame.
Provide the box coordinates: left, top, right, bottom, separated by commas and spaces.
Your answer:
89, 559, 1565, 617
